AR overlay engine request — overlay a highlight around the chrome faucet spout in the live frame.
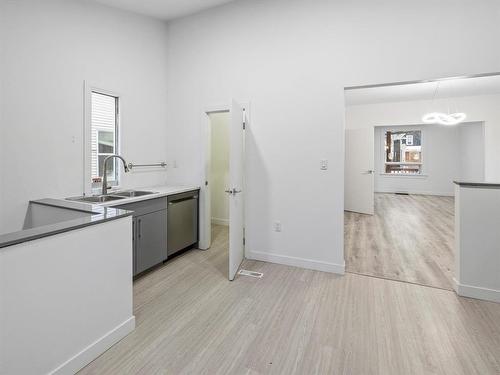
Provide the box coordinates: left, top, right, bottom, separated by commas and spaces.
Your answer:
102, 155, 129, 195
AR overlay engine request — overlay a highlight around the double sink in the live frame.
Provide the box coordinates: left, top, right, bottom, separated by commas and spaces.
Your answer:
67, 190, 156, 204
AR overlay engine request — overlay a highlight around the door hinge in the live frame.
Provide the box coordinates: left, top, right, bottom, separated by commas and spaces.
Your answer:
243, 121, 246, 130
243, 237, 246, 245
205, 180, 208, 186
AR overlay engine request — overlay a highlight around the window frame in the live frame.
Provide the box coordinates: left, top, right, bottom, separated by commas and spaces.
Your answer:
380, 126, 425, 177
84, 82, 121, 195
96, 128, 118, 180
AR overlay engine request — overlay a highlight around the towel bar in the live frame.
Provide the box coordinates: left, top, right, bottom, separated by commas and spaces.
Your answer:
128, 162, 167, 170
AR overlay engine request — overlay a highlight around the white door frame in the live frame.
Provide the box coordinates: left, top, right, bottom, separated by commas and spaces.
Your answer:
198, 101, 249, 251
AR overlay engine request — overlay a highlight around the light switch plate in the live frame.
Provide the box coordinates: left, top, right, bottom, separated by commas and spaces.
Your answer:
320, 159, 328, 170
273, 221, 282, 232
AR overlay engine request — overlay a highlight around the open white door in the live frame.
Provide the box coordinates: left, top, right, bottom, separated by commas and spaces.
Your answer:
227, 100, 245, 281
345, 127, 375, 215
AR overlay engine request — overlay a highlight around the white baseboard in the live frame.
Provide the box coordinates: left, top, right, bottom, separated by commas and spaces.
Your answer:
50, 316, 136, 375
246, 250, 345, 275
453, 279, 500, 303
375, 190, 454, 197
211, 217, 229, 226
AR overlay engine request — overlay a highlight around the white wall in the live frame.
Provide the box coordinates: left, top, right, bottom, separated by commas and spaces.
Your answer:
209, 112, 230, 225
164, 0, 500, 272
3, 0, 500, 273
0, 217, 134, 374
458, 123, 485, 182
0, 0, 169, 233
346, 94, 500, 181
373, 123, 483, 196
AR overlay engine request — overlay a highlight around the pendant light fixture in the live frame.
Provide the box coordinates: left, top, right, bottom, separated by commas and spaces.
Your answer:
422, 81, 466, 126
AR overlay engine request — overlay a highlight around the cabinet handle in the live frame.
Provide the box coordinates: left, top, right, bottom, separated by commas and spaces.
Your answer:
138, 219, 142, 238
169, 196, 197, 205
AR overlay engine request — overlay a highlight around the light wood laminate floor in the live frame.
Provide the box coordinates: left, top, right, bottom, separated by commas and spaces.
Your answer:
345, 193, 455, 290
79, 224, 500, 375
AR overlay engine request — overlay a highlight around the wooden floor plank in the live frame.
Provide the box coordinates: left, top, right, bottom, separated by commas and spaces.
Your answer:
345, 193, 455, 290
79, 224, 500, 375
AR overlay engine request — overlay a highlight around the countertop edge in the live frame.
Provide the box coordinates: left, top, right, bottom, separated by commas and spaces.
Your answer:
0, 204, 133, 250
453, 181, 500, 188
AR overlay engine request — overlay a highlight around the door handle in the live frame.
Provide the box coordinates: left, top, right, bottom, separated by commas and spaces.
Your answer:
225, 188, 242, 195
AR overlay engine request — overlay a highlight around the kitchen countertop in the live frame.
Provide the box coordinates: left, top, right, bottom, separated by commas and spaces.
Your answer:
96, 185, 200, 207
0, 185, 200, 250
0, 199, 132, 249
453, 181, 500, 188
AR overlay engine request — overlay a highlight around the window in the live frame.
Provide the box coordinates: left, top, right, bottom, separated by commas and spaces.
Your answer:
91, 91, 119, 184
384, 130, 422, 174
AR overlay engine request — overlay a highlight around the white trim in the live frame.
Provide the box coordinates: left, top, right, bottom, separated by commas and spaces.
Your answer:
377, 126, 425, 175
204, 103, 231, 113
83, 81, 121, 196
211, 217, 229, 226
344, 71, 500, 91
375, 189, 454, 197
247, 250, 345, 275
379, 173, 428, 177
199, 101, 249, 251
199, 105, 230, 250
454, 278, 500, 303
49, 316, 135, 375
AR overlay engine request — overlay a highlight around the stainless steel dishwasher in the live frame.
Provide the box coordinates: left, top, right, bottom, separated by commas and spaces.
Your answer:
167, 190, 199, 257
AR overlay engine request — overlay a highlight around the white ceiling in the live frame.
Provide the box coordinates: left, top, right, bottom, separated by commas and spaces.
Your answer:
345, 74, 500, 106
91, 0, 236, 21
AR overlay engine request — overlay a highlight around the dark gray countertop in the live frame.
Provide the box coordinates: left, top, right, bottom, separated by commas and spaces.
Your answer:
454, 181, 500, 188
0, 198, 132, 249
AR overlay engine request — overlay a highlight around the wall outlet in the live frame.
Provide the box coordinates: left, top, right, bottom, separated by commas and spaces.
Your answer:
320, 159, 328, 170
273, 221, 282, 232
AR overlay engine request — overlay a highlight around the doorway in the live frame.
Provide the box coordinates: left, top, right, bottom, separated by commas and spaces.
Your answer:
343, 75, 492, 290
200, 101, 247, 281
208, 111, 231, 278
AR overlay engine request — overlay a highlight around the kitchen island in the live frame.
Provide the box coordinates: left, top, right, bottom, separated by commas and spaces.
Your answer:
0, 199, 135, 375
454, 181, 500, 303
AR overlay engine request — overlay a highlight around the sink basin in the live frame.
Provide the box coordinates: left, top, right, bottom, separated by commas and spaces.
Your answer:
112, 190, 157, 197
66, 190, 156, 204
68, 195, 126, 203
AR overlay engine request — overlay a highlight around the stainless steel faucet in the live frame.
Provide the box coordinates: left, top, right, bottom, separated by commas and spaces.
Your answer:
102, 155, 129, 195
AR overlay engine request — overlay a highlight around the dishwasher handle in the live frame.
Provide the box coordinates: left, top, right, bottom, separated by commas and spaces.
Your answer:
168, 195, 198, 205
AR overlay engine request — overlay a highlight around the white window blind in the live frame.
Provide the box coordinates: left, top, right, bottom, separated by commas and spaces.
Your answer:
91, 92, 118, 182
